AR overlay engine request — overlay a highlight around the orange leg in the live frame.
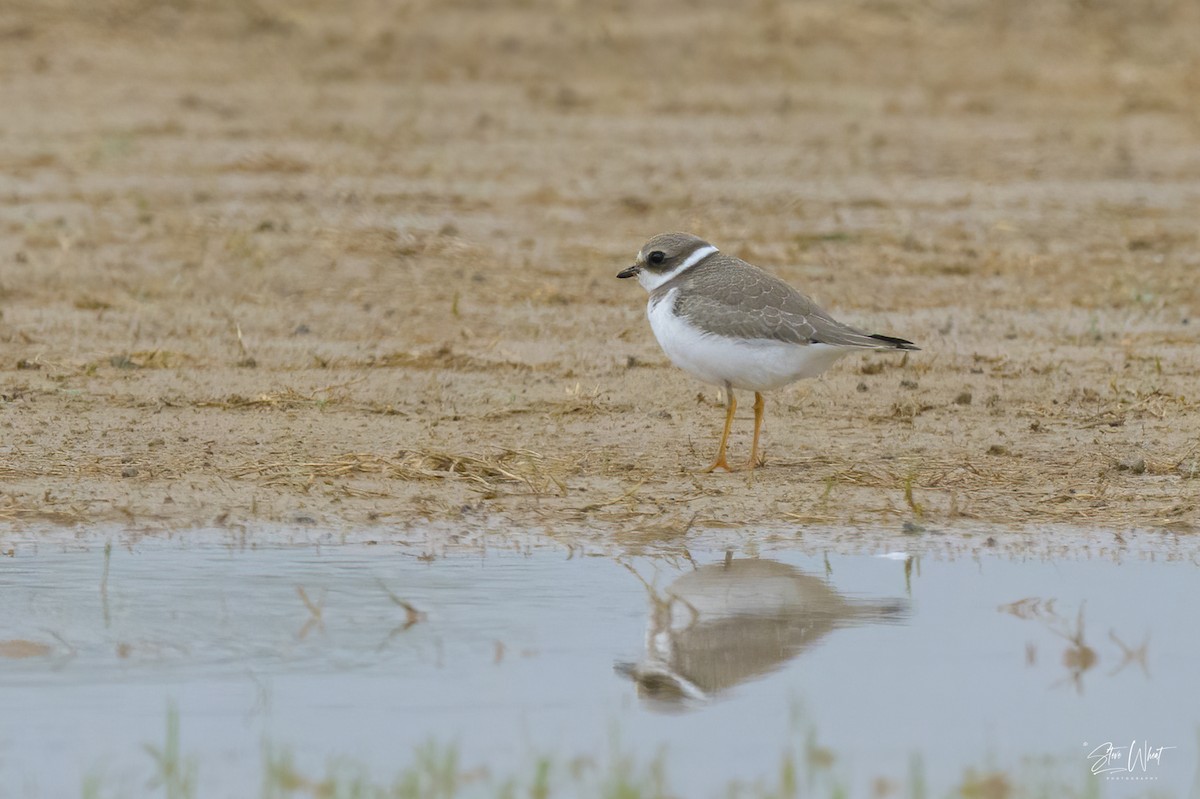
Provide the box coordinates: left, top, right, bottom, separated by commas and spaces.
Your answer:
742, 391, 765, 470
702, 389, 737, 473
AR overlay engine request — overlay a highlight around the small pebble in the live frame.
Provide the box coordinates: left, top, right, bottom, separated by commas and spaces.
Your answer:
987, 444, 1009, 456
120, 466, 138, 478
1116, 457, 1146, 474
954, 391, 972, 405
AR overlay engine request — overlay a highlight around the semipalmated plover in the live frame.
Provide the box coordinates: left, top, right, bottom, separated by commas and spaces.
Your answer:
615, 558, 907, 707
618, 232, 919, 471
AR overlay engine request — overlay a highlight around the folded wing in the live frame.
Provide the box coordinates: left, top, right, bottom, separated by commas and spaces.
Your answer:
672, 257, 918, 351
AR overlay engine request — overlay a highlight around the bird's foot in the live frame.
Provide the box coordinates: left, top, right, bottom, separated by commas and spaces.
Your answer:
701, 457, 735, 473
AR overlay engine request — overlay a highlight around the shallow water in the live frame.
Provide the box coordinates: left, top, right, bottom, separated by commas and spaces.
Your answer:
1, 533, 1197, 797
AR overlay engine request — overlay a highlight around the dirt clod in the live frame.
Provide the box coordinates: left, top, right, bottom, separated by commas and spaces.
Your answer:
1116, 457, 1146, 475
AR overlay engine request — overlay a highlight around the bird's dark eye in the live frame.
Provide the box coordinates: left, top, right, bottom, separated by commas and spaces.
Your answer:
648, 251, 666, 265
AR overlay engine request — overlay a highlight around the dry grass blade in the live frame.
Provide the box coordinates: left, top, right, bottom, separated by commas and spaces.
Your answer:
188, 377, 368, 411
377, 580, 427, 630
369, 344, 541, 373
235, 449, 573, 496
221, 153, 311, 173
295, 586, 325, 640
0, 498, 88, 524
100, 350, 193, 370
576, 481, 644, 513
296, 586, 323, 620
197, 389, 315, 410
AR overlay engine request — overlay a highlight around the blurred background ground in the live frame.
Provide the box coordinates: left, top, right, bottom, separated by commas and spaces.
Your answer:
0, 0, 1198, 534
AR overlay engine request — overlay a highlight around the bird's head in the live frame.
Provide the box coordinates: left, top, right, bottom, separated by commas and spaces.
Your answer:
617, 232, 719, 291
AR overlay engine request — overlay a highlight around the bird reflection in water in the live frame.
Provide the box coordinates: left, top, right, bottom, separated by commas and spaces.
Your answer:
616, 555, 908, 709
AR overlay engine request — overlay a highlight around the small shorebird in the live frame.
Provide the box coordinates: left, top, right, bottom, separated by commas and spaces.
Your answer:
616, 557, 907, 706
618, 232, 918, 471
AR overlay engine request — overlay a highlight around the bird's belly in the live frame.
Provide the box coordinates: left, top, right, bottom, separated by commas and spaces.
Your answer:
647, 296, 849, 391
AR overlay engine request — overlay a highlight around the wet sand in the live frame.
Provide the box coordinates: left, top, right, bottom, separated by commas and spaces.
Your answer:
2, 0, 1199, 533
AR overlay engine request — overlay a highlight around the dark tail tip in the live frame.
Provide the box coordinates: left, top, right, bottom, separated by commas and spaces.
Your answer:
869, 334, 920, 351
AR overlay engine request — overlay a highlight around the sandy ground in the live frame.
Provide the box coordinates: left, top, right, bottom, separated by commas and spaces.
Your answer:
1, 0, 1198, 536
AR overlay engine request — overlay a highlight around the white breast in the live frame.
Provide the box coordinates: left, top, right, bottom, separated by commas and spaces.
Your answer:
646, 289, 850, 391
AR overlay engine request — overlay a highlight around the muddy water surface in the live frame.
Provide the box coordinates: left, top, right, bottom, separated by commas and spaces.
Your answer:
1, 531, 1197, 797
